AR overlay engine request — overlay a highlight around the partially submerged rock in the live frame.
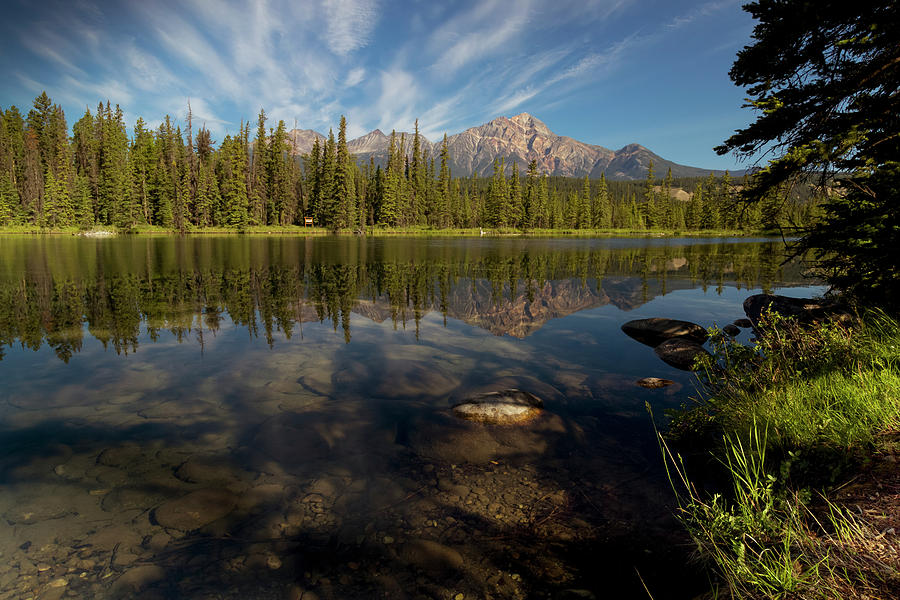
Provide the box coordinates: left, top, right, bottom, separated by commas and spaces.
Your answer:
743, 294, 853, 328
635, 377, 675, 389
722, 324, 741, 337
621, 318, 708, 347
733, 318, 753, 328
451, 389, 543, 425
407, 409, 568, 464
654, 338, 711, 371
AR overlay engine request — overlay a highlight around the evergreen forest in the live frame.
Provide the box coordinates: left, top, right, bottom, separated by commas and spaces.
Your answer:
0, 93, 822, 233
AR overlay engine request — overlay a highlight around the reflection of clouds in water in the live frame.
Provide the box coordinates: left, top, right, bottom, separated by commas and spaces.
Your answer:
0, 237, 823, 598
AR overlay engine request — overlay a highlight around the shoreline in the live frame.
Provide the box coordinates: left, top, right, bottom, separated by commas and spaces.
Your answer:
662, 301, 900, 598
0, 225, 785, 238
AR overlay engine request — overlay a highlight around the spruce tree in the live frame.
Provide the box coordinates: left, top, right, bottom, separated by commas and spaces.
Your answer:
642, 160, 656, 228
251, 109, 268, 225
508, 164, 522, 229
522, 160, 538, 230
578, 175, 591, 229
319, 129, 336, 228
437, 134, 451, 229
411, 119, 426, 224
593, 174, 610, 229
268, 120, 291, 225
486, 158, 507, 227
305, 137, 321, 223
334, 116, 355, 229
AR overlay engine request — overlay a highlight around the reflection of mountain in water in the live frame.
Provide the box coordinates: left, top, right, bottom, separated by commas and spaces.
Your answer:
354, 263, 802, 339
0, 237, 812, 359
353, 278, 606, 338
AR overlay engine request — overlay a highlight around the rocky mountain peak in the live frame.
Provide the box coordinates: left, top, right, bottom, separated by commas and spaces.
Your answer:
509, 112, 552, 135
288, 114, 733, 180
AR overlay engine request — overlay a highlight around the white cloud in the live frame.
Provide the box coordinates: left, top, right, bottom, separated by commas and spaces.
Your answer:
124, 46, 178, 92
665, 0, 738, 30
345, 67, 366, 87
322, 0, 379, 56
4, 0, 740, 156
429, 0, 534, 74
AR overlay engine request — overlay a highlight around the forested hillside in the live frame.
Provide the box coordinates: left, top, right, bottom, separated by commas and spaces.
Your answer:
0, 93, 821, 232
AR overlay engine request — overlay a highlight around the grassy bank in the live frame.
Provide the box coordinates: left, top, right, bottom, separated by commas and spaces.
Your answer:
661, 309, 900, 598
0, 224, 773, 237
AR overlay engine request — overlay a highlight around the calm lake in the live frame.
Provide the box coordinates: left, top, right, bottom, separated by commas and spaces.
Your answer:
0, 236, 824, 599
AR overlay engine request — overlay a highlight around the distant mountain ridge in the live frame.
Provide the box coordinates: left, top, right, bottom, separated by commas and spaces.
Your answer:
288, 113, 737, 180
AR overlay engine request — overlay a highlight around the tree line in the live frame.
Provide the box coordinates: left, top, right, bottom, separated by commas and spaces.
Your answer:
0, 92, 821, 232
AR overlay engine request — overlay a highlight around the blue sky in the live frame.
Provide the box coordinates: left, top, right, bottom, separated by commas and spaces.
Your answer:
0, 0, 757, 170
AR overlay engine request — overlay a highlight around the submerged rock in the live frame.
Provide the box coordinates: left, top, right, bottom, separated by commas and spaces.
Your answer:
408, 399, 567, 464
153, 489, 237, 531
654, 338, 711, 371
400, 539, 464, 575
451, 389, 543, 425
111, 565, 165, 596
635, 377, 675, 389
621, 318, 708, 347
733, 318, 753, 328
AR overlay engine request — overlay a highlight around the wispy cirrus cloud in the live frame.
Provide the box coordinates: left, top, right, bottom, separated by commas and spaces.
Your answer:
323, 0, 379, 56
666, 0, 740, 30
428, 0, 534, 74
0, 0, 753, 169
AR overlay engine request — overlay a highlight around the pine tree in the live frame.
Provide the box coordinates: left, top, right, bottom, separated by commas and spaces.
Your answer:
73, 174, 93, 228
251, 109, 268, 225
411, 119, 426, 224
319, 129, 336, 228
41, 167, 56, 227
334, 116, 355, 229
661, 167, 674, 229
536, 174, 549, 229
593, 174, 610, 229
437, 133, 451, 228
22, 129, 43, 224
508, 164, 522, 229
522, 160, 538, 230
26, 92, 54, 171
700, 173, 720, 229
268, 119, 292, 225
0, 170, 16, 225
305, 137, 321, 223
642, 160, 657, 228
577, 175, 591, 229
220, 132, 249, 228
687, 184, 703, 230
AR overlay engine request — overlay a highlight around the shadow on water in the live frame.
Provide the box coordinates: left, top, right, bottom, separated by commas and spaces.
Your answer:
0, 236, 818, 599
0, 401, 700, 599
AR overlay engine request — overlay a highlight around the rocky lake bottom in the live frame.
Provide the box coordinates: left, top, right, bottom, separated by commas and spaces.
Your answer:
0, 236, 824, 599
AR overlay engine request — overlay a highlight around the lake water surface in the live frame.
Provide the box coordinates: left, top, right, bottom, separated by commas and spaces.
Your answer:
0, 236, 824, 599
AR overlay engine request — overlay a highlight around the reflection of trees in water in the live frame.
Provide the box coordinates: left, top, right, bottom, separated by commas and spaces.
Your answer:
0, 238, 804, 361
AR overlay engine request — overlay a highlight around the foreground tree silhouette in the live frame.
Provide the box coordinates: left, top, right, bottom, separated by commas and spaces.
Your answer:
717, 1, 900, 308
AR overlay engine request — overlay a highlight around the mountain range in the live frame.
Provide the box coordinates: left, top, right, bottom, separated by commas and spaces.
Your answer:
287, 113, 736, 180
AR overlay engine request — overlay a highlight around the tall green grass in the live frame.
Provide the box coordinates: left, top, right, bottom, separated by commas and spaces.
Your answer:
660, 308, 900, 598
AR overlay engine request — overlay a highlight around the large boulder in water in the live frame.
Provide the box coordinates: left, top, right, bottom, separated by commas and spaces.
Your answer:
743, 294, 853, 329
451, 389, 543, 425
654, 338, 711, 371
621, 318, 708, 347
406, 391, 567, 464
